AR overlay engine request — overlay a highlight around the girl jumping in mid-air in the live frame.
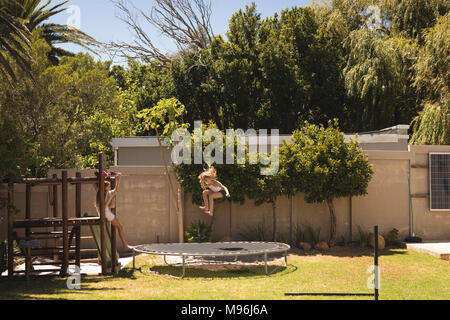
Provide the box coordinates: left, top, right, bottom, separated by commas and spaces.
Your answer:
198, 167, 230, 217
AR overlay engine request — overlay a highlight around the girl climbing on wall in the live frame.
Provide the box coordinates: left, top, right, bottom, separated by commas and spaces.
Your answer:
198, 167, 230, 217
95, 174, 134, 251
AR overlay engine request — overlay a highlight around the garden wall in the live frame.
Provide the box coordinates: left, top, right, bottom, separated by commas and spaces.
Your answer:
1, 146, 449, 253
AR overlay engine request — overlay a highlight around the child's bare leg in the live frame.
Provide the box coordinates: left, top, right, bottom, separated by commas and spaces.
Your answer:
201, 190, 210, 211
205, 193, 223, 216
111, 218, 133, 251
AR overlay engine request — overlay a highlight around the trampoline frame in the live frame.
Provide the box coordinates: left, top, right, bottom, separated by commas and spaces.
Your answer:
132, 242, 290, 278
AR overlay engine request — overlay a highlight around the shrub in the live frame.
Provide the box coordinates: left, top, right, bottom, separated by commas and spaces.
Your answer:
385, 228, 399, 247
185, 221, 212, 243
356, 225, 369, 248
293, 224, 306, 246
302, 223, 321, 247
238, 219, 270, 242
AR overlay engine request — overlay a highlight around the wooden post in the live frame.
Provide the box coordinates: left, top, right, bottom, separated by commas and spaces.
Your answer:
25, 184, 31, 280
52, 174, 59, 262
7, 180, 14, 279
75, 172, 82, 269
60, 171, 69, 277
110, 177, 117, 274
98, 154, 107, 275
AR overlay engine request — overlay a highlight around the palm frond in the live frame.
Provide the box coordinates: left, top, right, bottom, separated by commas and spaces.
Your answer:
0, 4, 32, 82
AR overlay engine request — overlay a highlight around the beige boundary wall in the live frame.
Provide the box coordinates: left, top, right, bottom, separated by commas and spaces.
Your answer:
1, 145, 450, 253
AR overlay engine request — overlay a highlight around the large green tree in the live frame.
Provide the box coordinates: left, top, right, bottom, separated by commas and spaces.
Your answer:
282, 121, 374, 244
410, 13, 450, 145
0, 32, 129, 177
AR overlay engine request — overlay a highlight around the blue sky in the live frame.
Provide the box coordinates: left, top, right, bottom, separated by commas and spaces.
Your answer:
49, 0, 313, 64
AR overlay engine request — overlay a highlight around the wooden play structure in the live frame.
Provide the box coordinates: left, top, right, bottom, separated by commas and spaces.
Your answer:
6, 154, 118, 279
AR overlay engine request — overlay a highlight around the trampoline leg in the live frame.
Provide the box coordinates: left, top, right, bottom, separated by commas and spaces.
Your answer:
264, 252, 268, 275
182, 255, 186, 279
284, 251, 288, 267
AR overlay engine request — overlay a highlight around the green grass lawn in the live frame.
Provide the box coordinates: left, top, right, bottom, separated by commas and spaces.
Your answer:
0, 247, 448, 300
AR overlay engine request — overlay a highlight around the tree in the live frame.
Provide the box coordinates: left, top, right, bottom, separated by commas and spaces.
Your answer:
109, 0, 214, 66
410, 103, 450, 145
343, 28, 419, 131
383, 0, 449, 40
413, 13, 449, 105
283, 121, 374, 244
1, 0, 98, 64
410, 13, 449, 145
0, 32, 127, 176
0, 1, 32, 83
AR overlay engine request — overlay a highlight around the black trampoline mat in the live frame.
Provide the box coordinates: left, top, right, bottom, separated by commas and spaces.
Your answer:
133, 242, 290, 257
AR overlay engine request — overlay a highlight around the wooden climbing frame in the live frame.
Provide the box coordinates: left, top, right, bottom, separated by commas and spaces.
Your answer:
6, 154, 118, 279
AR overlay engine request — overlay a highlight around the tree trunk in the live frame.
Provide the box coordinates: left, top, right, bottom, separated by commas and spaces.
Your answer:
272, 201, 277, 242
326, 199, 337, 246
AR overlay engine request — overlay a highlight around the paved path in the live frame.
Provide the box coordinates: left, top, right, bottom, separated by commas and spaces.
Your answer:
1, 256, 135, 277
406, 241, 450, 261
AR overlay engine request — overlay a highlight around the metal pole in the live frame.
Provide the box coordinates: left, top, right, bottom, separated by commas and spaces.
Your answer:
374, 225, 379, 301
284, 251, 288, 267
264, 252, 268, 275
182, 255, 186, 278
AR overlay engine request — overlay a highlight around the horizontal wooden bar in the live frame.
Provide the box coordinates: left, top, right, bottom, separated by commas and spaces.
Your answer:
67, 177, 98, 185
412, 193, 430, 198
14, 269, 61, 274
31, 247, 76, 251
32, 258, 99, 266
411, 165, 428, 169
14, 217, 100, 229
17, 235, 94, 242
31, 231, 63, 235
23, 178, 61, 186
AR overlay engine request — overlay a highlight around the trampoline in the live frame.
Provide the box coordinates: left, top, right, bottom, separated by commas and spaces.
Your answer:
132, 242, 291, 278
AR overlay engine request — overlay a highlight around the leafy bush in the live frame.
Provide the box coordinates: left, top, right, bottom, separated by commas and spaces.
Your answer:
238, 219, 270, 242
385, 228, 400, 247
293, 224, 306, 246
356, 225, 369, 248
185, 221, 212, 243
302, 223, 321, 247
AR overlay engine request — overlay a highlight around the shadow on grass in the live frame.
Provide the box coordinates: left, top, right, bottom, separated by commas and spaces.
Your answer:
136, 263, 296, 279
0, 271, 133, 300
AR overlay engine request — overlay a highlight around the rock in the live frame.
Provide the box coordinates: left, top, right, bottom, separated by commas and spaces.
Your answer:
315, 241, 330, 251
299, 242, 312, 251
220, 236, 233, 243
369, 234, 386, 250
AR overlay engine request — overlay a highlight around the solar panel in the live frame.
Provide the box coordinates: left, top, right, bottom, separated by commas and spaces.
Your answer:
429, 153, 450, 211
